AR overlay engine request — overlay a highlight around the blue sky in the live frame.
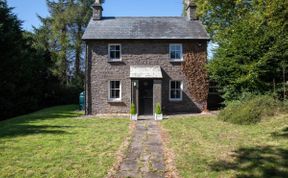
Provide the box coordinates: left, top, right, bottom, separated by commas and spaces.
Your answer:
7, 0, 183, 31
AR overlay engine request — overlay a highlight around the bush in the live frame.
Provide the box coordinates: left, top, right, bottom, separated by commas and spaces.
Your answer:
155, 103, 162, 114
130, 103, 136, 115
218, 95, 281, 125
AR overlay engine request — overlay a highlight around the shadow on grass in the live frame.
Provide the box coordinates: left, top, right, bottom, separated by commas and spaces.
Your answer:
0, 125, 76, 138
0, 105, 82, 138
210, 146, 288, 178
271, 127, 288, 138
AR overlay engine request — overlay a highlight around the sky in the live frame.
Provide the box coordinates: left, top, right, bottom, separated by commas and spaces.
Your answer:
7, 0, 184, 31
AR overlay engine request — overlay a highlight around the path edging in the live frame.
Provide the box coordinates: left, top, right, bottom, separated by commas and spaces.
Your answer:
159, 123, 181, 178
106, 122, 136, 178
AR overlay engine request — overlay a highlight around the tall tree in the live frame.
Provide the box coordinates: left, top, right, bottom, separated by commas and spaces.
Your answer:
184, 0, 288, 100
67, 0, 94, 79
0, 1, 54, 119
42, 0, 95, 85
46, 0, 70, 84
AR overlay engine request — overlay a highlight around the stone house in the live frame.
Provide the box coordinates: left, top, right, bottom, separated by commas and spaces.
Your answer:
82, 0, 210, 116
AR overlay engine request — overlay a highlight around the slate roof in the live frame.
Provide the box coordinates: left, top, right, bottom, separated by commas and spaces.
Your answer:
82, 17, 209, 40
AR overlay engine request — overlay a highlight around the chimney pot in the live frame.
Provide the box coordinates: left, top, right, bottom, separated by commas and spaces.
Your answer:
186, 0, 198, 20
92, 1, 103, 20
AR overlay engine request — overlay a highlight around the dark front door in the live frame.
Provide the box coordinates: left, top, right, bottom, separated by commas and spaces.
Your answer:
139, 80, 153, 115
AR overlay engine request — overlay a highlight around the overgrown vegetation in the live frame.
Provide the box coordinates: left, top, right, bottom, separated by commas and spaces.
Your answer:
0, 105, 130, 177
185, 0, 288, 101
162, 115, 288, 177
218, 95, 283, 124
183, 0, 288, 123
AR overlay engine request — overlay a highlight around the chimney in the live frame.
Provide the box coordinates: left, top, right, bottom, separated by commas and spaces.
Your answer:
92, 0, 103, 20
186, 0, 198, 20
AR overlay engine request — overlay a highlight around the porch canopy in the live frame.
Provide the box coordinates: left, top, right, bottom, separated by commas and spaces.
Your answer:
130, 66, 163, 79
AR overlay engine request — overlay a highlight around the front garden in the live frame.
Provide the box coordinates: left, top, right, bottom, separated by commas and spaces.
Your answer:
161, 114, 288, 177
1, 104, 288, 178
0, 105, 130, 177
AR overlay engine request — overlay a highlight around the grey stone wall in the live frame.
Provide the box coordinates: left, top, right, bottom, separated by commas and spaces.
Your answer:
86, 40, 208, 115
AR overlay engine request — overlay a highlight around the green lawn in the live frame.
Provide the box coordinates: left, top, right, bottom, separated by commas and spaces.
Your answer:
0, 105, 130, 177
162, 115, 288, 178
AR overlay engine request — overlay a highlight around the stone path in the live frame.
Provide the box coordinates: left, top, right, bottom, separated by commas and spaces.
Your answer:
114, 120, 166, 178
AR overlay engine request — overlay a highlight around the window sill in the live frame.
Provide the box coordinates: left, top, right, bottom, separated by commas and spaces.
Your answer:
169, 99, 183, 102
169, 59, 184, 63
108, 59, 122, 63
108, 99, 122, 103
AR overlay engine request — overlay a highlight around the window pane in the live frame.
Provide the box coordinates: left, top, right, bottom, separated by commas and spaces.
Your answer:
171, 45, 176, 51
110, 45, 116, 51
115, 51, 120, 59
110, 51, 115, 59
170, 44, 182, 60
175, 81, 181, 89
115, 81, 120, 88
175, 90, 181, 98
115, 90, 119, 98
115, 89, 120, 98
170, 90, 175, 98
110, 81, 120, 99
170, 81, 182, 100
171, 51, 175, 59
171, 81, 175, 89
110, 45, 121, 59
175, 51, 181, 59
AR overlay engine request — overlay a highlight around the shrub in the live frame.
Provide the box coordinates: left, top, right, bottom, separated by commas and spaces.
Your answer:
155, 103, 162, 114
218, 95, 281, 125
130, 103, 136, 115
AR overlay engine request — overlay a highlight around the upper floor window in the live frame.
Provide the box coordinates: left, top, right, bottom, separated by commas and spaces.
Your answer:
169, 80, 183, 101
108, 80, 121, 101
108, 44, 121, 61
169, 44, 183, 61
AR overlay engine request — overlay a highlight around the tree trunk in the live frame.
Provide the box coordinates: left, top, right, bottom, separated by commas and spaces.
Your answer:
75, 23, 82, 77
283, 65, 286, 101
61, 26, 69, 85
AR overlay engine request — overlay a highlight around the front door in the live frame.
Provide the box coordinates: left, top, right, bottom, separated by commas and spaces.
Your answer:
139, 80, 153, 115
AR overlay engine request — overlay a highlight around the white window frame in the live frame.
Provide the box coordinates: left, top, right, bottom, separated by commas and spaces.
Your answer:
169, 44, 183, 61
108, 80, 122, 102
108, 44, 122, 62
169, 80, 183, 101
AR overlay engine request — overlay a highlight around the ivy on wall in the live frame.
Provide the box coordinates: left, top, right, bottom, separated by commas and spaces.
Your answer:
182, 42, 209, 110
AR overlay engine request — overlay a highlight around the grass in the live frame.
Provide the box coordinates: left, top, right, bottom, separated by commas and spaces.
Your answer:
161, 115, 288, 178
0, 105, 130, 177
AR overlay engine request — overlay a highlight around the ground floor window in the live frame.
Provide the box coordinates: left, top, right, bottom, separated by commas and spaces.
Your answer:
109, 80, 121, 101
169, 80, 183, 101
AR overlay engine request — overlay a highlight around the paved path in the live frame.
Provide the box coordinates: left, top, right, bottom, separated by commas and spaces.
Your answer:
115, 120, 165, 178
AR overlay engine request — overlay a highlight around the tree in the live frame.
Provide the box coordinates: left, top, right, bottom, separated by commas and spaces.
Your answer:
41, 0, 94, 85
0, 0, 95, 119
184, 0, 288, 100
0, 1, 51, 119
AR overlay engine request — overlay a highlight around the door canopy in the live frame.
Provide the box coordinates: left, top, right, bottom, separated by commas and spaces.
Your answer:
130, 66, 163, 79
